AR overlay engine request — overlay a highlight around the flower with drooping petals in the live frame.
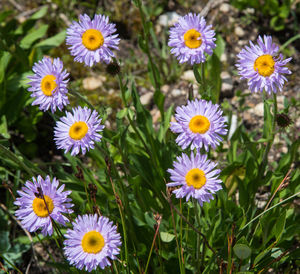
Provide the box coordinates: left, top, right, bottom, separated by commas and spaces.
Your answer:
14, 175, 73, 236
27, 57, 69, 112
170, 99, 227, 151
64, 214, 121, 272
236, 35, 292, 94
168, 13, 216, 65
66, 14, 120, 67
167, 152, 222, 206
54, 106, 104, 156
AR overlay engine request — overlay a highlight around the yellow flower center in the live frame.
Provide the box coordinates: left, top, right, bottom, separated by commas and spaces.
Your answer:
81, 231, 105, 254
189, 115, 210, 134
185, 168, 206, 189
254, 54, 275, 77
184, 29, 202, 49
41, 75, 57, 96
82, 29, 104, 51
69, 121, 88, 140
32, 195, 54, 217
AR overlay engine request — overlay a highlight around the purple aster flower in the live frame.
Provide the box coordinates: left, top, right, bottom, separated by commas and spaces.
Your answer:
64, 214, 121, 272
168, 13, 216, 65
54, 106, 104, 156
66, 14, 120, 67
236, 35, 292, 94
167, 152, 222, 206
27, 57, 69, 112
170, 99, 227, 151
14, 175, 73, 236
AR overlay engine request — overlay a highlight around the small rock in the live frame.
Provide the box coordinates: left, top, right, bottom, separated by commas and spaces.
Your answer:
234, 26, 245, 37
161, 84, 170, 94
171, 89, 181, 97
158, 12, 180, 27
220, 3, 230, 13
277, 95, 284, 110
181, 70, 196, 83
221, 71, 233, 92
140, 92, 152, 105
83, 76, 106, 90
222, 82, 233, 92
245, 8, 255, 14
251, 102, 264, 117
221, 53, 227, 63
150, 108, 161, 124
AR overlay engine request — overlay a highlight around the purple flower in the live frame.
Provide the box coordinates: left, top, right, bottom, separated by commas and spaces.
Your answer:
54, 106, 104, 156
27, 57, 69, 112
66, 14, 120, 67
170, 99, 227, 151
236, 35, 292, 94
14, 175, 73, 236
168, 13, 216, 65
167, 152, 222, 206
64, 214, 121, 272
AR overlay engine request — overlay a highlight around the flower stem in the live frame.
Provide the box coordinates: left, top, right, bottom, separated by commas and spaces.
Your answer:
257, 93, 278, 180
193, 199, 202, 272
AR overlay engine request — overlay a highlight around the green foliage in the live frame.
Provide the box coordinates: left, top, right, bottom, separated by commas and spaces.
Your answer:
0, 1, 299, 273
230, 0, 294, 31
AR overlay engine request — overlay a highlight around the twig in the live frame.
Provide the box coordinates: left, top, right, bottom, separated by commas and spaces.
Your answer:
264, 168, 292, 211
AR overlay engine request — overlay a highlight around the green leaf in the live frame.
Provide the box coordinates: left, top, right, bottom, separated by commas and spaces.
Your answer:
30, 6, 48, 20
233, 243, 251, 260
0, 231, 10, 252
160, 232, 175, 243
193, 65, 202, 84
0, 51, 12, 83
273, 210, 286, 241
0, 116, 10, 138
262, 99, 272, 139
34, 30, 66, 49
20, 24, 48, 49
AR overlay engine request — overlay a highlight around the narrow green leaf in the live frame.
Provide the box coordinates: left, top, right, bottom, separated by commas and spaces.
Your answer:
0, 51, 11, 83
273, 210, 286, 241
20, 24, 48, 49
0, 116, 10, 139
30, 6, 48, 20
193, 64, 202, 84
34, 30, 66, 49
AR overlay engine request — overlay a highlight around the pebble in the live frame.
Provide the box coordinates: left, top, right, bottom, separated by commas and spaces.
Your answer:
181, 70, 196, 83
83, 76, 106, 90
140, 92, 153, 105
219, 3, 230, 13
158, 12, 180, 27
171, 89, 181, 97
221, 52, 227, 63
221, 71, 233, 92
234, 26, 245, 37
250, 102, 264, 117
161, 84, 170, 94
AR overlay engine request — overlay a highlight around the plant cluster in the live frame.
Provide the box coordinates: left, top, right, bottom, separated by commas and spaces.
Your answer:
0, 0, 299, 273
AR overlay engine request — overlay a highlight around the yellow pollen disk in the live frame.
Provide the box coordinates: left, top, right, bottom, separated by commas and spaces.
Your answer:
189, 115, 210, 134
254, 54, 275, 77
184, 29, 202, 49
32, 195, 54, 217
41, 75, 57, 96
82, 231, 105, 254
69, 121, 88, 140
185, 168, 206, 189
82, 29, 104, 51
